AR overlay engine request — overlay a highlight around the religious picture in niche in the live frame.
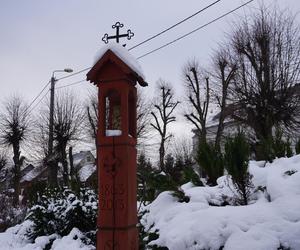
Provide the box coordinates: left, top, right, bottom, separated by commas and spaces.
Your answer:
112, 105, 121, 130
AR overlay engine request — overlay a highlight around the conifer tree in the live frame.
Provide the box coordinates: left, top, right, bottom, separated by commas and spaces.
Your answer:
196, 141, 223, 186
224, 132, 253, 205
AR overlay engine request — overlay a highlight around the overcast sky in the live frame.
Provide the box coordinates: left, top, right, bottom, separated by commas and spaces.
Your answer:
1, 0, 300, 147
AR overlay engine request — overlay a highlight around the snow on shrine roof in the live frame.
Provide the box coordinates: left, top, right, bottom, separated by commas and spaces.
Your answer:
94, 43, 145, 80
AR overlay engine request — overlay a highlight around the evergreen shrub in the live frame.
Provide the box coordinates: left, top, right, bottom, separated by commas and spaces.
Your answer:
196, 140, 224, 186
257, 129, 294, 161
25, 187, 97, 246
224, 132, 253, 205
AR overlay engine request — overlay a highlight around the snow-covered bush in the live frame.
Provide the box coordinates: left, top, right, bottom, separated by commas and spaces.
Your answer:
138, 210, 169, 250
140, 155, 300, 250
25, 187, 97, 246
0, 220, 95, 250
0, 194, 27, 232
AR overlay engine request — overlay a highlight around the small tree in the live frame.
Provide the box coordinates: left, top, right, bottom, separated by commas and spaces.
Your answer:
224, 132, 253, 205
137, 152, 154, 205
150, 80, 180, 172
196, 141, 223, 186
0, 96, 30, 205
164, 154, 175, 176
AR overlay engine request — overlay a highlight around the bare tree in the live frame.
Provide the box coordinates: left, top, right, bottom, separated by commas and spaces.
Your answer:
150, 80, 180, 171
136, 88, 152, 148
34, 91, 85, 187
85, 90, 98, 148
183, 60, 210, 143
171, 137, 194, 165
211, 48, 237, 148
229, 6, 300, 158
0, 96, 30, 205
53, 92, 85, 186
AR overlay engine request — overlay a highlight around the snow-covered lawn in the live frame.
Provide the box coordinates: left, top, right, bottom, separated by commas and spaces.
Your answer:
141, 155, 300, 250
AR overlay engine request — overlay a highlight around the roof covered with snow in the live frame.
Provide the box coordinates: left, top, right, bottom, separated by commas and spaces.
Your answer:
21, 165, 46, 183
73, 151, 94, 166
78, 164, 96, 182
94, 43, 145, 80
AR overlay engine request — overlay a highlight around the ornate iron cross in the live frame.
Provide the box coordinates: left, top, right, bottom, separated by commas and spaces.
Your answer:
102, 22, 134, 44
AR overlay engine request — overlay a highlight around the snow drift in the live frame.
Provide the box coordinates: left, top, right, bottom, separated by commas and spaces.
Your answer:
141, 155, 300, 250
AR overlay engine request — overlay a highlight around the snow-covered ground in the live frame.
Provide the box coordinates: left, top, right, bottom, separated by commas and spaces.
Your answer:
0, 221, 94, 250
0, 155, 299, 249
141, 155, 300, 250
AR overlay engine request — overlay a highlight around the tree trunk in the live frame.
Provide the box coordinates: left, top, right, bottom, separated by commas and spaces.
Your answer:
12, 144, 21, 206
48, 158, 58, 188
159, 140, 165, 172
254, 120, 273, 161
61, 146, 69, 186
69, 146, 74, 183
215, 98, 227, 149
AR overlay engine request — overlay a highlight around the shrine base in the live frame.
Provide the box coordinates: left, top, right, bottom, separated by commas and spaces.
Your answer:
97, 226, 138, 250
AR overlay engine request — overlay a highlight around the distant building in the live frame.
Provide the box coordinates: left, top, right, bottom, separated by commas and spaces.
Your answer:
0, 150, 97, 198
72, 151, 97, 187
73, 151, 95, 169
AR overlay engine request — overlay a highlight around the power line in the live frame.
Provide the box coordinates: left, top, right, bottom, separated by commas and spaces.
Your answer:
29, 80, 87, 112
26, 80, 50, 112
128, 0, 222, 51
56, 79, 87, 90
27, 89, 50, 113
137, 0, 255, 59
26, 0, 253, 109
43, 0, 255, 93
55, 1, 221, 82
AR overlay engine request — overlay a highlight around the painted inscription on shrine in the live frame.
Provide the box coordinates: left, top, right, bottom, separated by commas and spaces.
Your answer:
99, 184, 125, 210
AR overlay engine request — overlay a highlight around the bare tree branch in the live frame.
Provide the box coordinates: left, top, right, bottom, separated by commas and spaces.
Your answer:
151, 80, 180, 171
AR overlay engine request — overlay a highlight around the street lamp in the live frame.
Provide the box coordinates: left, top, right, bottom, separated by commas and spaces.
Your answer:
48, 68, 73, 157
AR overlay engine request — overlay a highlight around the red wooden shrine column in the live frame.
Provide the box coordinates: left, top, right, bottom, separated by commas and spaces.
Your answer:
87, 48, 147, 250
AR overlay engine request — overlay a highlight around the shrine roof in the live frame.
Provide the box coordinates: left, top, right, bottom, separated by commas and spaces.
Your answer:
93, 43, 145, 80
